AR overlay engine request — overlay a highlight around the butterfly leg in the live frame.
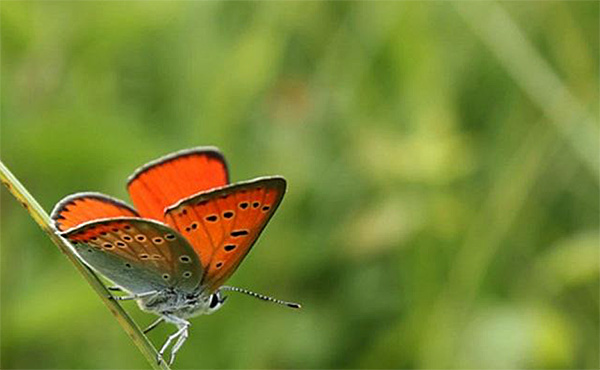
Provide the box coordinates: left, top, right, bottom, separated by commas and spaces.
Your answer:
157, 316, 190, 365
168, 323, 190, 365
110, 290, 158, 301
143, 317, 164, 334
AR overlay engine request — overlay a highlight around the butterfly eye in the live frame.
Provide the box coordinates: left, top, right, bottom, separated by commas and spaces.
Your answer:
209, 294, 220, 308
165, 234, 176, 240
182, 271, 192, 278
215, 262, 223, 269
162, 274, 170, 280
224, 244, 236, 252
252, 202, 260, 208
262, 205, 271, 212
103, 243, 114, 249
239, 202, 249, 209
223, 211, 234, 219
122, 235, 133, 242
135, 235, 147, 242
205, 215, 218, 222
139, 254, 149, 260
153, 237, 164, 244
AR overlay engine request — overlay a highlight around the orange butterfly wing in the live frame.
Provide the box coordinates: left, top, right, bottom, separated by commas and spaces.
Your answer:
127, 147, 229, 221
163, 177, 286, 292
51, 192, 140, 232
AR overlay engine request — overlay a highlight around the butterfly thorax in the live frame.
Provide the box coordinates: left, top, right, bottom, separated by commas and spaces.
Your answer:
137, 289, 226, 319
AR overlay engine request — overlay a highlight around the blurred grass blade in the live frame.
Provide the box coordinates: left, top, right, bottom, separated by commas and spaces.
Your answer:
421, 119, 563, 368
455, 1, 599, 178
0, 160, 170, 370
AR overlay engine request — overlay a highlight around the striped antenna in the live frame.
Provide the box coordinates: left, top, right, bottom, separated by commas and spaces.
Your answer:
220, 286, 301, 309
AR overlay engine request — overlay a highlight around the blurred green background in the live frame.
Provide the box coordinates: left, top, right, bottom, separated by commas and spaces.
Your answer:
1, 1, 598, 369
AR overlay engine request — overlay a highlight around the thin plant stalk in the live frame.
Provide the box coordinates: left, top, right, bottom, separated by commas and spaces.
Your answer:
0, 160, 170, 370
454, 1, 599, 178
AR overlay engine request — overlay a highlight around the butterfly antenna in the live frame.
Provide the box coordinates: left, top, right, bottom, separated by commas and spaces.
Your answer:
220, 286, 302, 309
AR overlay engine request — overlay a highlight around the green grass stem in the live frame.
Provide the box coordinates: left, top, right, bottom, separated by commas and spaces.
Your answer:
0, 160, 170, 370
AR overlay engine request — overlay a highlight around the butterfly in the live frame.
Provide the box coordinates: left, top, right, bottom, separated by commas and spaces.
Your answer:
51, 147, 300, 365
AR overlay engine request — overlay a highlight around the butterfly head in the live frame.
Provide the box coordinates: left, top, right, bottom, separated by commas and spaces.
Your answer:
207, 290, 227, 313
180, 290, 227, 317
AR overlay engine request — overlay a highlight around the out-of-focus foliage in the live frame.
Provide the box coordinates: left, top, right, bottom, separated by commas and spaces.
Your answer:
1, 2, 598, 369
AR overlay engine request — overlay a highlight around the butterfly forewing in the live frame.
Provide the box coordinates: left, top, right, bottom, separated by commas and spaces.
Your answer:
61, 218, 203, 294
127, 147, 229, 221
164, 177, 286, 292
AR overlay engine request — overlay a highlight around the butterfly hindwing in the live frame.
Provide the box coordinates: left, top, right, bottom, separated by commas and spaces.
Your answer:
164, 177, 286, 292
51, 192, 140, 232
127, 147, 229, 221
60, 218, 203, 294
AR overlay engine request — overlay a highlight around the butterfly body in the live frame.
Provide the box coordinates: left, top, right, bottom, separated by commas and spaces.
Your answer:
51, 147, 298, 365
136, 288, 225, 319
